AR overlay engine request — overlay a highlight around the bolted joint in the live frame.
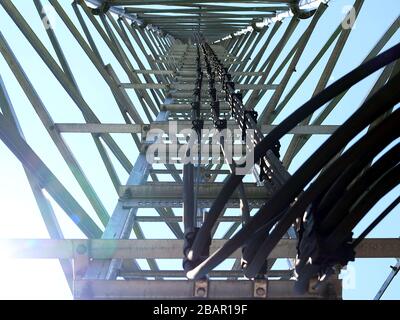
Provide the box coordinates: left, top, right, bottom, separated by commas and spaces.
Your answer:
192, 119, 204, 136
183, 227, 210, 273
209, 88, 217, 101
232, 92, 243, 104
254, 279, 268, 298
224, 81, 235, 92
211, 101, 220, 114
215, 119, 227, 131
251, 20, 265, 32
194, 280, 208, 298
390, 265, 400, 272
258, 158, 273, 183
191, 101, 200, 111
244, 110, 258, 124
271, 140, 281, 159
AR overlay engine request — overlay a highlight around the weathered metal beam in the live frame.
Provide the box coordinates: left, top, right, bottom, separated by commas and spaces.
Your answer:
118, 182, 272, 200
135, 216, 242, 222
55, 123, 339, 135
122, 199, 266, 208
120, 269, 292, 278
109, 0, 292, 4
3, 239, 398, 259
120, 83, 278, 90
138, 13, 273, 19
125, 6, 287, 14
73, 279, 340, 299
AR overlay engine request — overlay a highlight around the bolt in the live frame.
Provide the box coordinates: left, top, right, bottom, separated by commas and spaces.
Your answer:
76, 244, 87, 255
197, 287, 206, 297
256, 287, 265, 297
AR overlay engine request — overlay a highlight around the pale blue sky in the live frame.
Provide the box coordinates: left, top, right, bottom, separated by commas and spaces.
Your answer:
0, 0, 399, 299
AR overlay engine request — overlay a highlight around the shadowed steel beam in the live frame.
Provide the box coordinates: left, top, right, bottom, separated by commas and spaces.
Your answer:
119, 182, 272, 200
109, 0, 293, 5
120, 18, 169, 85
125, 6, 288, 14
2, 238, 399, 259
144, 17, 257, 22
73, 279, 340, 299
120, 270, 291, 278
55, 123, 339, 134
268, 25, 343, 123
72, 1, 158, 120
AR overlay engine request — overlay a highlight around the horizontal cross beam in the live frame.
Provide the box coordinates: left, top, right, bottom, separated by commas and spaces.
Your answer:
3, 238, 398, 259
73, 279, 340, 299
55, 123, 340, 135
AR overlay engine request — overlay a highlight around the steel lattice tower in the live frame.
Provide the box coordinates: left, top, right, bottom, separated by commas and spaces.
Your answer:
0, 0, 399, 300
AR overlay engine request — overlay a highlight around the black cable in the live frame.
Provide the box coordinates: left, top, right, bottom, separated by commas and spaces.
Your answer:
352, 196, 400, 248
326, 164, 400, 248
293, 146, 400, 288
315, 143, 399, 221
187, 77, 400, 279
188, 43, 400, 264
320, 145, 400, 233
294, 165, 400, 294
246, 110, 400, 278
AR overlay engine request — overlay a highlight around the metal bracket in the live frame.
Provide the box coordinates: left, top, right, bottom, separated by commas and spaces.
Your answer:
73, 240, 90, 280
141, 124, 150, 142
244, 110, 258, 123
194, 279, 209, 298
215, 119, 227, 131
254, 279, 268, 298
